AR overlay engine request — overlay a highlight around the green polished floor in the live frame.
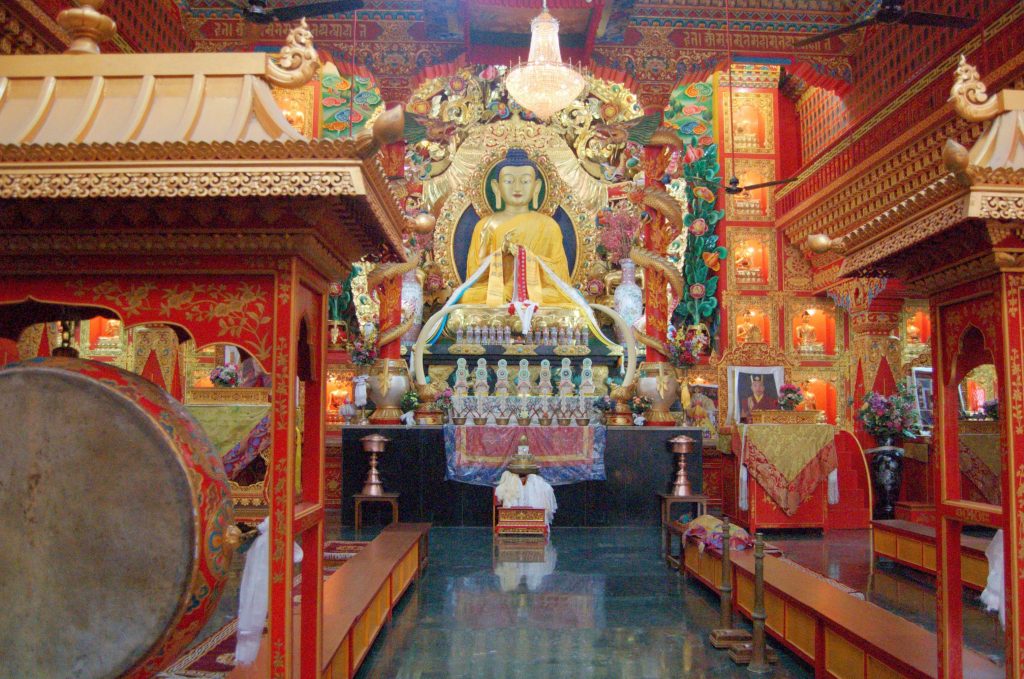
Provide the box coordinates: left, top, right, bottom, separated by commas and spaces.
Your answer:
354, 527, 810, 679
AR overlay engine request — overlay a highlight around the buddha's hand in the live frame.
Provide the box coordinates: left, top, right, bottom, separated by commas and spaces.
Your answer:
501, 233, 521, 255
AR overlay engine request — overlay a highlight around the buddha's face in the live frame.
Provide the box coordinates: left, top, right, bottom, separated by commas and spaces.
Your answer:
493, 165, 540, 210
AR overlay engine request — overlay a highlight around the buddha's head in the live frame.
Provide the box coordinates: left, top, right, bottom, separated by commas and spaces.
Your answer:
491, 148, 542, 211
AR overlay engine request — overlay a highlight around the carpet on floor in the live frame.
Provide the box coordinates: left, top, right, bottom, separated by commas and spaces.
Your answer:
158, 541, 367, 678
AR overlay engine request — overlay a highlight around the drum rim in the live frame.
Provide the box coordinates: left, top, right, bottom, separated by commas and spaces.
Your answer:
1, 358, 214, 678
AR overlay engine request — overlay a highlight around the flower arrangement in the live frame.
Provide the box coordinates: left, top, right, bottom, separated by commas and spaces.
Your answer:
596, 205, 642, 263
400, 390, 420, 413
778, 384, 804, 411
665, 325, 708, 368
592, 395, 616, 413
434, 388, 454, 414
628, 395, 652, 415
209, 363, 239, 387
350, 337, 378, 367
982, 399, 999, 420
856, 383, 920, 445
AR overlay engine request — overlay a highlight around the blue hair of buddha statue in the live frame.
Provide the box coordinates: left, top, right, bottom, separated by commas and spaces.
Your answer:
493, 148, 539, 175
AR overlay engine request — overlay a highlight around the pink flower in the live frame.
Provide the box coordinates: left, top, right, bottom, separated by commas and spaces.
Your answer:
329, 281, 343, 296
683, 146, 704, 164
689, 283, 706, 299
682, 104, 704, 115
689, 218, 708, 236
425, 272, 445, 292
698, 135, 714, 146
585, 278, 606, 296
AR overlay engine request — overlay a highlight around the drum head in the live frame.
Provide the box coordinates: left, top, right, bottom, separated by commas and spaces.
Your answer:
0, 365, 195, 679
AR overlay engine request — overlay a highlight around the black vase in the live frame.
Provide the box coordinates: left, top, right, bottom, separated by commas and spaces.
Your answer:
869, 446, 904, 520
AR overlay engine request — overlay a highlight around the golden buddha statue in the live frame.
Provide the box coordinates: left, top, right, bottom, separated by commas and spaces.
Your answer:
796, 311, 822, 352
736, 313, 761, 344
461, 149, 573, 306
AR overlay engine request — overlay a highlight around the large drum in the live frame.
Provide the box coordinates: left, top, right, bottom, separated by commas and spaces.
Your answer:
0, 357, 237, 678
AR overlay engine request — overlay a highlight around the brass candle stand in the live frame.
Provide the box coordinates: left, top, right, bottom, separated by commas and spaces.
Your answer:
709, 516, 752, 648
360, 433, 389, 496
728, 533, 778, 670
668, 435, 695, 496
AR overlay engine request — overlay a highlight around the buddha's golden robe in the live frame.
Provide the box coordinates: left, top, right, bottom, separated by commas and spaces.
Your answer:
462, 212, 573, 306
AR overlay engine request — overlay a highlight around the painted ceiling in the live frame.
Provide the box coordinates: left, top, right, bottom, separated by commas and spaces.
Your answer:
11, 0, 888, 108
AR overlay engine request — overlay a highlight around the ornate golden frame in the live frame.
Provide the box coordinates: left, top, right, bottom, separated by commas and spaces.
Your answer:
784, 296, 841, 362
712, 341, 796, 427
725, 158, 777, 221
727, 226, 777, 291
722, 90, 776, 155
724, 292, 780, 347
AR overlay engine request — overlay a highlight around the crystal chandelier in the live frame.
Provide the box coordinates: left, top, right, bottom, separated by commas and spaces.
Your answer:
505, 1, 586, 120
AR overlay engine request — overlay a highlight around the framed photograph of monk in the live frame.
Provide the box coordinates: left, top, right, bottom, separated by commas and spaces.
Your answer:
727, 366, 784, 424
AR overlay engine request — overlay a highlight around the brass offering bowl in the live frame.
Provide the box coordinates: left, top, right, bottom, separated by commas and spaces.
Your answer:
452, 416, 467, 425
557, 417, 573, 426
495, 417, 511, 426
538, 417, 552, 426
575, 417, 591, 426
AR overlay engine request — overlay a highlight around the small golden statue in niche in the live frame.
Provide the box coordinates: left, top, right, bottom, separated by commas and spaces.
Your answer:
906, 319, 921, 344
796, 310, 824, 354
736, 311, 762, 344
97, 318, 122, 350
734, 240, 761, 282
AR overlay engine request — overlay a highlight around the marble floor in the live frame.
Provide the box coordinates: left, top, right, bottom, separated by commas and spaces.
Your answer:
187, 522, 1004, 677
355, 527, 809, 679
350, 526, 1005, 678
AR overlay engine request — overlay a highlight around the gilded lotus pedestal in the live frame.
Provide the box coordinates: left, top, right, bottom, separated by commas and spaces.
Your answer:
367, 358, 410, 425
636, 361, 679, 426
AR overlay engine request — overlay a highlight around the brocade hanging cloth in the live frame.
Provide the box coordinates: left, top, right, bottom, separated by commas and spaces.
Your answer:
741, 424, 837, 516
959, 432, 1001, 504
444, 424, 606, 486
185, 404, 271, 479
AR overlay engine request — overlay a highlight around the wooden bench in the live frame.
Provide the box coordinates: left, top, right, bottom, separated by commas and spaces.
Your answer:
871, 520, 989, 591
229, 522, 430, 679
682, 537, 1001, 679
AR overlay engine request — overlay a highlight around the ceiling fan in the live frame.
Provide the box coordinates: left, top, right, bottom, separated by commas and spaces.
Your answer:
690, 175, 796, 195
219, 0, 364, 24
794, 0, 976, 47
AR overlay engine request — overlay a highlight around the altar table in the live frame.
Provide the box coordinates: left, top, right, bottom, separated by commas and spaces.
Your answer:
726, 424, 837, 532
330, 425, 702, 527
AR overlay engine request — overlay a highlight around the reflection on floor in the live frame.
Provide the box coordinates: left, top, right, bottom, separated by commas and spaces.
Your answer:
356, 527, 810, 679
768, 529, 1004, 665
190, 521, 1004, 676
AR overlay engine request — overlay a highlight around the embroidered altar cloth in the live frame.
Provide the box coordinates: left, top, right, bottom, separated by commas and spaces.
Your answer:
741, 424, 837, 515
444, 424, 606, 486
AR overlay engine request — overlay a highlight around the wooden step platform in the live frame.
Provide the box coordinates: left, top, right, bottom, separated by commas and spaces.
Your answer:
871, 519, 990, 591
682, 536, 1001, 679
229, 523, 430, 679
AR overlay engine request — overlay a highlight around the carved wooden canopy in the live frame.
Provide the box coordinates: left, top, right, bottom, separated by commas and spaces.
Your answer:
0, 15, 407, 277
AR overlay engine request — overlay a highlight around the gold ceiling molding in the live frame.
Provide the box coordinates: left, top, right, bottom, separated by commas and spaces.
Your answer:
0, 169, 358, 200
0, 138, 376, 163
